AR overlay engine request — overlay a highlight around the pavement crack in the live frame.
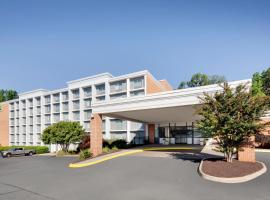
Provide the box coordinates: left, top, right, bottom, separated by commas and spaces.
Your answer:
0, 182, 58, 200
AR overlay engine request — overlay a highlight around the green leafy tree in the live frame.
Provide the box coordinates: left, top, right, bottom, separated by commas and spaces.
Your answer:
178, 81, 187, 89
41, 121, 85, 152
197, 83, 268, 162
209, 75, 226, 84
251, 72, 265, 96
261, 68, 270, 96
0, 89, 18, 102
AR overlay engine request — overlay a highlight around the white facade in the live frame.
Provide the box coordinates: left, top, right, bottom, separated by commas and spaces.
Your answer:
8, 71, 150, 148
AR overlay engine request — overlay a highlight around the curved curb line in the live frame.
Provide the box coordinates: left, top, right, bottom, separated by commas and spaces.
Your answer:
198, 159, 267, 183
69, 150, 143, 168
142, 147, 194, 151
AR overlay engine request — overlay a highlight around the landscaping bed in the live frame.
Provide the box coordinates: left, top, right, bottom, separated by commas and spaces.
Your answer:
201, 158, 263, 178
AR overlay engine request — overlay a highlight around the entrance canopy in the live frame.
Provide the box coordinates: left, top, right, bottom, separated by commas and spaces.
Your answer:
91, 80, 250, 124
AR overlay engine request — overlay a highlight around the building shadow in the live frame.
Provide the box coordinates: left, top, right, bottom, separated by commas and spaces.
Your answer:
169, 152, 223, 163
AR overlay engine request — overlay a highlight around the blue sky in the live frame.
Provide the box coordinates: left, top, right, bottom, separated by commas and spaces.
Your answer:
0, 0, 270, 92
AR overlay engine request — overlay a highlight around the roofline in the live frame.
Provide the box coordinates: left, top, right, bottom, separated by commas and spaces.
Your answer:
67, 72, 113, 84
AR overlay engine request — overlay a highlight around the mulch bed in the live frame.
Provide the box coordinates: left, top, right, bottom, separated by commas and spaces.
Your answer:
202, 159, 263, 178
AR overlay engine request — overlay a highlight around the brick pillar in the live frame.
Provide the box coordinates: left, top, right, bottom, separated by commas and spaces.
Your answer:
90, 113, 103, 157
238, 136, 255, 162
148, 124, 155, 144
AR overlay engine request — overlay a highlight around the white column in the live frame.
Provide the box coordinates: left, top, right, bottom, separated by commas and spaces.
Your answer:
127, 78, 130, 98
126, 121, 131, 143
105, 117, 111, 139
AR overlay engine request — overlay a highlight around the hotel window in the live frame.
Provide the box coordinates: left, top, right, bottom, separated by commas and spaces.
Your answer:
36, 116, 41, 124
10, 111, 15, 118
73, 111, 80, 121
62, 92, 69, 101
29, 117, 33, 125
53, 104, 60, 113
11, 127, 15, 134
29, 108, 33, 116
36, 97, 41, 106
84, 99, 91, 108
10, 119, 15, 126
28, 99, 33, 107
73, 100, 80, 110
21, 100, 26, 108
29, 125, 33, 133
130, 90, 145, 97
22, 134, 26, 142
16, 102, 19, 110
16, 118, 19, 125
130, 77, 145, 90
22, 118, 26, 125
45, 96, 51, 104
110, 93, 127, 100
36, 125, 41, 133
16, 126, 19, 134
96, 96, 105, 102
22, 126, 26, 134
110, 80, 127, 93
29, 134, 33, 143
110, 119, 127, 131
95, 83, 105, 95
10, 135, 15, 143
83, 87, 92, 98
84, 110, 91, 120
22, 109, 26, 117
36, 107, 41, 115
84, 122, 90, 132
16, 134, 20, 142
45, 115, 51, 124
53, 94, 60, 103
45, 105, 51, 113
10, 103, 14, 110
62, 102, 69, 112
63, 112, 69, 121
72, 89, 80, 99
53, 114, 60, 123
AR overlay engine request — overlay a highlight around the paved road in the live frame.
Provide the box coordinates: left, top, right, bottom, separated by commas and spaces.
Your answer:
0, 152, 269, 200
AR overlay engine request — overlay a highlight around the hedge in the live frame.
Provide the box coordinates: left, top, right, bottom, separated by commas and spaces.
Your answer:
0, 146, 49, 154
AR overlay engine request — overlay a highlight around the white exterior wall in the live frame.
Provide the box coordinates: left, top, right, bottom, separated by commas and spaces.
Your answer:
8, 71, 150, 150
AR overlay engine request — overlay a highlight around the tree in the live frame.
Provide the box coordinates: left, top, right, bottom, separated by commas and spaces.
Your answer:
197, 83, 268, 162
178, 73, 226, 89
251, 72, 265, 96
41, 121, 85, 152
187, 73, 209, 87
0, 89, 18, 102
261, 68, 270, 96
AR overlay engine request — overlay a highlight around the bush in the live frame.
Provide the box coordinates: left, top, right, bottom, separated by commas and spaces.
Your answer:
78, 134, 90, 150
111, 146, 118, 151
79, 149, 92, 160
56, 150, 67, 156
110, 139, 127, 149
0, 146, 49, 154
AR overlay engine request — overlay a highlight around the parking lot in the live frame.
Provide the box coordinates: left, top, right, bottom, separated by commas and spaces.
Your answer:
0, 152, 269, 200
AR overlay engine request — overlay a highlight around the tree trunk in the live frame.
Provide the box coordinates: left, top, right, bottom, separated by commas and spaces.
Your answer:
225, 150, 234, 163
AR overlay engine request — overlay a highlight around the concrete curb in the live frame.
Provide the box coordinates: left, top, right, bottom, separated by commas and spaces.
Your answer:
198, 159, 267, 183
256, 149, 270, 153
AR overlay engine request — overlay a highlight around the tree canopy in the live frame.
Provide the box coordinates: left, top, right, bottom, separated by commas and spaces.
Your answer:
41, 121, 85, 152
0, 89, 18, 102
178, 73, 226, 89
197, 83, 268, 162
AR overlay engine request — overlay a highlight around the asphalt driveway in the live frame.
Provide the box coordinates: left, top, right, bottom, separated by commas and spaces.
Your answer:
0, 152, 269, 200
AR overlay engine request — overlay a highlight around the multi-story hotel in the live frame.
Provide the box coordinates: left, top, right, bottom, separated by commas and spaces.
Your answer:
0, 70, 173, 151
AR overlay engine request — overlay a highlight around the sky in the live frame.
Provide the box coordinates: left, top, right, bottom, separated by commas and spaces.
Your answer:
0, 0, 270, 93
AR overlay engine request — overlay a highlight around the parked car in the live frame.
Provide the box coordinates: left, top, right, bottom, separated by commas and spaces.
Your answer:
1, 148, 36, 158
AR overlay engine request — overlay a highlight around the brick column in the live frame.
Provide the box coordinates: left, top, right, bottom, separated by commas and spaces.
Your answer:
238, 136, 255, 163
90, 113, 103, 157
148, 124, 155, 144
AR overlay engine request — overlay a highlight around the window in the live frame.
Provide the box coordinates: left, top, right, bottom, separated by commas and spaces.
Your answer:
62, 102, 69, 111
45, 105, 51, 113
16, 118, 19, 125
110, 80, 127, 93
21, 100, 26, 108
16, 126, 19, 134
36, 107, 41, 115
84, 99, 91, 108
22, 109, 26, 117
22, 134, 26, 142
36, 116, 41, 124
29, 125, 33, 133
10, 134, 15, 142
102, 120, 105, 132
10, 103, 14, 110
130, 77, 145, 90
110, 119, 127, 131
11, 127, 15, 134
96, 96, 105, 102
45, 96, 51, 104
73, 100, 80, 110
36, 97, 41, 106
130, 90, 145, 97
95, 84, 105, 95
22, 118, 26, 125
29, 117, 33, 125
83, 87, 92, 97
53, 94, 60, 103
62, 92, 69, 101
72, 89, 80, 99
10, 111, 14, 118
28, 99, 33, 107
22, 126, 26, 134
29, 108, 33, 116
84, 110, 91, 120
73, 111, 80, 121
110, 93, 127, 100
53, 114, 60, 123
29, 134, 33, 142
63, 112, 69, 121
16, 134, 20, 142
84, 122, 90, 132
16, 102, 19, 110
53, 104, 60, 113
10, 119, 15, 126
36, 125, 41, 133
45, 115, 51, 124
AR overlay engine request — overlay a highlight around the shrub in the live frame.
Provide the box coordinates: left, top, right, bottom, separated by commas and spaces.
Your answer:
111, 146, 118, 151
78, 134, 90, 150
56, 150, 67, 156
102, 140, 110, 148
102, 146, 111, 153
79, 149, 92, 160
110, 139, 127, 149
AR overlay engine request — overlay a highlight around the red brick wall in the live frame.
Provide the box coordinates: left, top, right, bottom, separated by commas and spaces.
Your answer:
0, 102, 9, 146
90, 113, 103, 157
148, 124, 155, 144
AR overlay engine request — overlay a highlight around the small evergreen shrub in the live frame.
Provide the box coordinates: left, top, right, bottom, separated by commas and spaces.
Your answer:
110, 139, 127, 149
79, 149, 92, 160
